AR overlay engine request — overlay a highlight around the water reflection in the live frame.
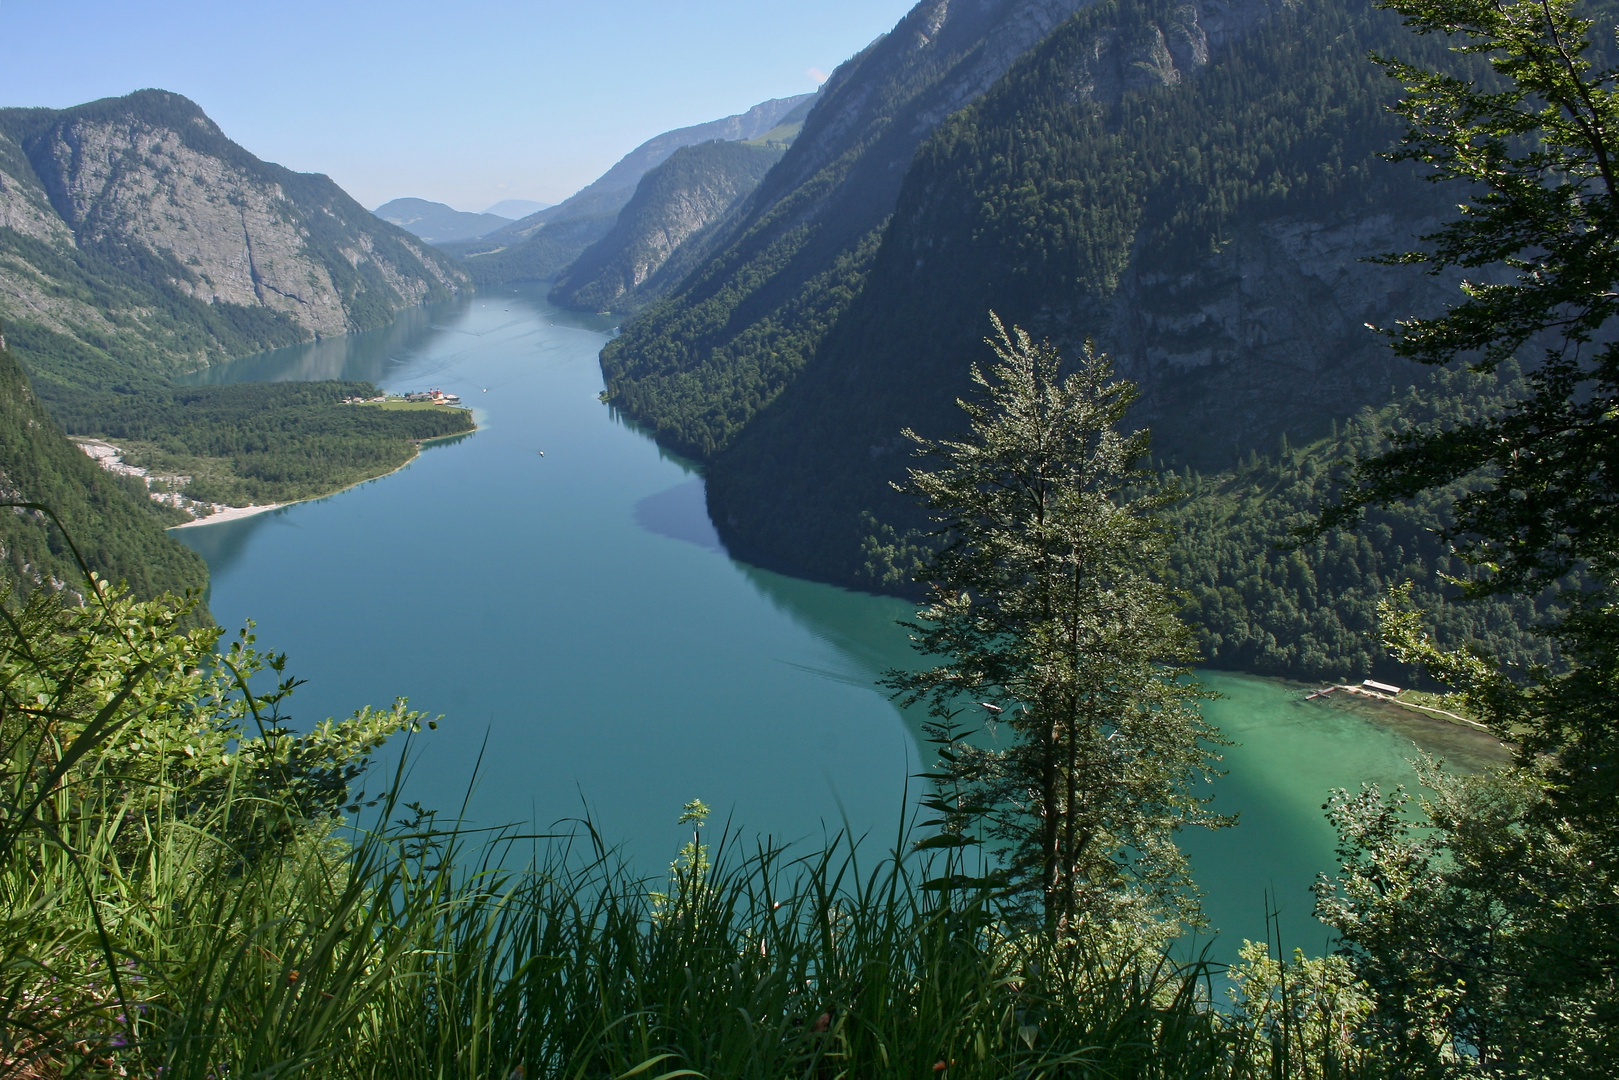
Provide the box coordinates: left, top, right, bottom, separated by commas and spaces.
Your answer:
178, 304, 459, 386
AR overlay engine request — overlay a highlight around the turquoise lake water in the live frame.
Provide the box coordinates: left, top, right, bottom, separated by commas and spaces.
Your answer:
175, 287, 1505, 964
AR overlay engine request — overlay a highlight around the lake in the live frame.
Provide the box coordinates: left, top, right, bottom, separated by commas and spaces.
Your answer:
176, 286, 1505, 963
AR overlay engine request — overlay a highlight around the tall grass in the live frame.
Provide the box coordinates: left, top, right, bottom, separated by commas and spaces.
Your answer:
0, 563, 1395, 1079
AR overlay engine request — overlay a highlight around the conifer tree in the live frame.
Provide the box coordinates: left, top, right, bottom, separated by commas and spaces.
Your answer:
886, 318, 1225, 934
1307, 0, 1619, 1070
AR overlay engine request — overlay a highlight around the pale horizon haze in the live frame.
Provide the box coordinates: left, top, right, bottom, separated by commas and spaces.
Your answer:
0, 0, 917, 211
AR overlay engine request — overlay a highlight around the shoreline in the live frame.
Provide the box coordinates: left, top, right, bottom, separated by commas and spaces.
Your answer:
165, 423, 478, 531
169, 502, 287, 529
1283, 675, 1513, 770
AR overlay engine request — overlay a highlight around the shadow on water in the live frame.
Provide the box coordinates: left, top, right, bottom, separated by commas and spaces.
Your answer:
634, 479, 727, 554
708, 506, 1514, 963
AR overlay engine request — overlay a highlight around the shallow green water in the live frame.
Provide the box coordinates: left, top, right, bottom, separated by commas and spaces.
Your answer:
174, 287, 1504, 963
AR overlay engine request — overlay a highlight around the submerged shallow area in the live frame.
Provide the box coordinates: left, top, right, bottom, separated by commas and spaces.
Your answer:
175, 287, 1506, 963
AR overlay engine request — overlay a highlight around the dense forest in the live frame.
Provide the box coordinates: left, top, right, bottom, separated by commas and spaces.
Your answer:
56, 382, 476, 507
0, 343, 207, 603
594, 0, 1076, 459
1163, 365, 1560, 681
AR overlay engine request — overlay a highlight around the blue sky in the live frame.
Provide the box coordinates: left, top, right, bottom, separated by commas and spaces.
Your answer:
0, 0, 917, 211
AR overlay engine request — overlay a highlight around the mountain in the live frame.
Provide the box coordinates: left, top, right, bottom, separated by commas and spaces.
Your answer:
550, 139, 794, 315
598, 0, 1119, 458
0, 335, 207, 604
373, 198, 512, 243
483, 198, 551, 219
451, 93, 816, 287
600, 0, 1464, 597
0, 90, 469, 403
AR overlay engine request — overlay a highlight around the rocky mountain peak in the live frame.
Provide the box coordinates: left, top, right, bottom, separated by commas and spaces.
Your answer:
0, 90, 466, 345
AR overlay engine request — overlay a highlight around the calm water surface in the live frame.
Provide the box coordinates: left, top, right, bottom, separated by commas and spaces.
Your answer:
176, 288, 1505, 963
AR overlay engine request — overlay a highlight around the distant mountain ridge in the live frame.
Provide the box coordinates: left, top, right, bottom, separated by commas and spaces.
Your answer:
483, 199, 550, 219
0, 89, 468, 401
598, 0, 1112, 459
373, 198, 512, 244
451, 93, 816, 287
550, 137, 798, 315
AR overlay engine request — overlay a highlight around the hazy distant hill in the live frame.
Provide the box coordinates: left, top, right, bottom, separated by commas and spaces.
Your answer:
483, 198, 550, 219
374, 197, 512, 243
450, 93, 815, 287
0, 89, 469, 401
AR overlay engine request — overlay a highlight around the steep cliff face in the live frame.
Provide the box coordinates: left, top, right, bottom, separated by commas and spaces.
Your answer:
551, 140, 790, 314
693, 0, 1463, 588
600, 0, 1141, 460
0, 90, 467, 392
456, 94, 815, 287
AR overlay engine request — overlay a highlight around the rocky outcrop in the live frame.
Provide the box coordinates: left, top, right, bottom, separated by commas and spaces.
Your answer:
0, 90, 467, 388
1107, 213, 1452, 465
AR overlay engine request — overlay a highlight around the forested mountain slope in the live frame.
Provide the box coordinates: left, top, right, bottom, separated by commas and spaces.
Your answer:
453, 94, 814, 288
597, 0, 1278, 459
704, 0, 1458, 591
0, 338, 206, 603
551, 140, 792, 315
0, 90, 467, 403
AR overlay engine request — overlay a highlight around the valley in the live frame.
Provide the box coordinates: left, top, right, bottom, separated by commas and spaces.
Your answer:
0, 0, 1608, 1071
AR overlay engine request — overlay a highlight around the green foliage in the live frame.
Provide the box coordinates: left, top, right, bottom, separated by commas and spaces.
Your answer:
886, 323, 1224, 931
1321, 0, 1619, 599
0, 577, 1393, 1080
1165, 364, 1562, 682
0, 564, 1426, 1080
1305, 2, 1619, 1075
0, 344, 206, 603
1315, 764, 1617, 1075
0, 579, 420, 1078
53, 381, 475, 507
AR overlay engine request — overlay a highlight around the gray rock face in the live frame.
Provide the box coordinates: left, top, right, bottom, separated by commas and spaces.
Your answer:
553, 141, 791, 314
1106, 213, 1451, 465
0, 165, 69, 245
0, 90, 467, 374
